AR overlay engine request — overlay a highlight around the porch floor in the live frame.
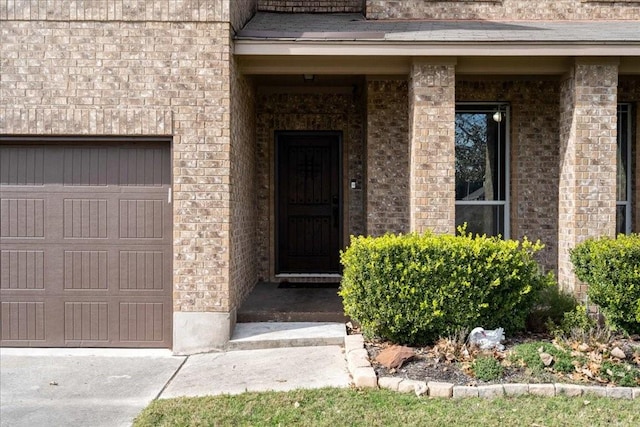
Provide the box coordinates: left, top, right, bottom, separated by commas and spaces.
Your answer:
237, 281, 348, 323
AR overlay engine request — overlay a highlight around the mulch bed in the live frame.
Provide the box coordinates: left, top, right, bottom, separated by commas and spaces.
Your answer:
364, 333, 640, 387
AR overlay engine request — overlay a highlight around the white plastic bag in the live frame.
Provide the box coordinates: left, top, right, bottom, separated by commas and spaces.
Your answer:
468, 327, 505, 351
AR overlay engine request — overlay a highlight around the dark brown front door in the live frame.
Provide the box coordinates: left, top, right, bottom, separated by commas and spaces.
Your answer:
276, 132, 341, 273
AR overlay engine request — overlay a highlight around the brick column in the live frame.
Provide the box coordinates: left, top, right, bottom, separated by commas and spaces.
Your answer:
366, 78, 409, 236
558, 59, 619, 299
408, 59, 456, 234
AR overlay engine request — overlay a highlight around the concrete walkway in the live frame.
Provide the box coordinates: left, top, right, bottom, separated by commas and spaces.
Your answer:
1, 324, 351, 427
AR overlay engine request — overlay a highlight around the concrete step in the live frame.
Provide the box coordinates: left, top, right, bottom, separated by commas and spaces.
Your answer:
227, 322, 346, 351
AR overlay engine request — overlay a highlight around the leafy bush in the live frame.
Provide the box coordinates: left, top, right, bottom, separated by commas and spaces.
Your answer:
527, 285, 577, 333
472, 356, 504, 381
570, 234, 640, 334
510, 342, 582, 375
339, 231, 553, 345
599, 361, 640, 387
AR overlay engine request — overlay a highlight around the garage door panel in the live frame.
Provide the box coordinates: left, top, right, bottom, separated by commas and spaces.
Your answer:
119, 199, 165, 239
119, 250, 165, 291
63, 147, 110, 187
119, 302, 166, 343
0, 301, 46, 342
0, 198, 45, 238
63, 199, 108, 239
0, 146, 46, 186
1, 250, 45, 290
64, 301, 110, 342
63, 250, 109, 290
0, 141, 172, 348
119, 147, 170, 187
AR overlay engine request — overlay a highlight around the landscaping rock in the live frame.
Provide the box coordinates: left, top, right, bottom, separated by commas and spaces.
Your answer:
427, 381, 454, 398
529, 384, 556, 397
539, 352, 554, 367
453, 385, 479, 398
610, 347, 626, 360
607, 387, 633, 399
477, 384, 504, 399
347, 349, 371, 373
556, 383, 583, 397
397, 379, 424, 394
578, 343, 590, 352
582, 386, 607, 397
375, 345, 415, 369
632, 388, 640, 399
345, 335, 365, 355
353, 366, 378, 388
378, 376, 402, 391
503, 383, 529, 396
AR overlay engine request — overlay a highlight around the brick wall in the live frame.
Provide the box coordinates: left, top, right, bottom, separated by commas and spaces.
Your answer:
366, 0, 640, 20
0, 17, 235, 314
258, 0, 363, 13
457, 80, 560, 272
255, 89, 365, 281
409, 61, 456, 234
0, 0, 231, 21
228, 54, 257, 312
558, 61, 618, 299
366, 79, 410, 236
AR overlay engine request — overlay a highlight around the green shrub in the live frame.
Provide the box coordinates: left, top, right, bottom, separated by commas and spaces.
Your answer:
600, 361, 640, 387
549, 305, 597, 340
570, 234, 640, 334
472, 356, 504, 381
528, 285, 577, 333
510, 342, 582, 375
339, 231, 553, 345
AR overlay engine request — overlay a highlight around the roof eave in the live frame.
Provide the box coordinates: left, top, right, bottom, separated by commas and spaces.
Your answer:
234, 40, 640, 57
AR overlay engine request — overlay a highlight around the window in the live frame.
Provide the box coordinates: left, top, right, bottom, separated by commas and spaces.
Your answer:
617, 103, 632, 235
455, 103, 509, 237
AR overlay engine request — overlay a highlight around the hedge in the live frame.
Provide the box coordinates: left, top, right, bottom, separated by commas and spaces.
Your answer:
339, 231, 552, 345
570, 234, 640, 334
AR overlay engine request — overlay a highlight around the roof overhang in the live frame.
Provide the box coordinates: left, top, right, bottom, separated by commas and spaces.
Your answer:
235, 13, 640, 75
235, 40, 640, 58
237, 53, 640, 76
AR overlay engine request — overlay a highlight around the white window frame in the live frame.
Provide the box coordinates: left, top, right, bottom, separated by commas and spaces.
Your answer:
454, 102, 510, 238
617, 103, 632, 235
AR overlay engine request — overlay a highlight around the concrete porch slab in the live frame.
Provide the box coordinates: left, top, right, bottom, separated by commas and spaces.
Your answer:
227, 322, 346, 350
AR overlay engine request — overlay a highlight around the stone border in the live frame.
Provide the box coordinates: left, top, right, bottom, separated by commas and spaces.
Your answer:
344, 334, 640, 399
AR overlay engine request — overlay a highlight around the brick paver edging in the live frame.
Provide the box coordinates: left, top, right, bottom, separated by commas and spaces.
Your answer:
344, 334, 640, 399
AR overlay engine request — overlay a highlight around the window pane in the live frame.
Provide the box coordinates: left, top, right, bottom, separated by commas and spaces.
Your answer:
617, 106, 629, 202
616, 204, 628, 235
455, 112, 505, 201
456, 205, 505, 237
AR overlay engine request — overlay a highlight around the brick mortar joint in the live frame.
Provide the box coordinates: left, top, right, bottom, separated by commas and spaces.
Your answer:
344, 334, 640, 398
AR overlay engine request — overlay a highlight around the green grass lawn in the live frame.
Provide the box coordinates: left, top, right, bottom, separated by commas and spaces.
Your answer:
133, 387, 640, 427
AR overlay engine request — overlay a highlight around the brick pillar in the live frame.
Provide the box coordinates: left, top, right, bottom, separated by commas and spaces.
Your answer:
366, 78, 409, 236
408, 59, 456, 234
558, 59, 618, 299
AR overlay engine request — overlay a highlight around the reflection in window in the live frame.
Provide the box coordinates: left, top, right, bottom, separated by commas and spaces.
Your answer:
455, 104, 508, 237
617, 104, 632, 235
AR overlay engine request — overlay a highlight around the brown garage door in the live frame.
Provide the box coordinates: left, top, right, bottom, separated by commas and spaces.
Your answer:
0, 138, 172, 348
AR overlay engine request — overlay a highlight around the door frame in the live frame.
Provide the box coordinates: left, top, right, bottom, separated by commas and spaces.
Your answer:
274, 131, 343, 275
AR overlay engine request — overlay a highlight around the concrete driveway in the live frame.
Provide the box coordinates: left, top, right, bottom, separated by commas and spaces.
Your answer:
1, 344, 350, 427
0, 348, 185, 427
